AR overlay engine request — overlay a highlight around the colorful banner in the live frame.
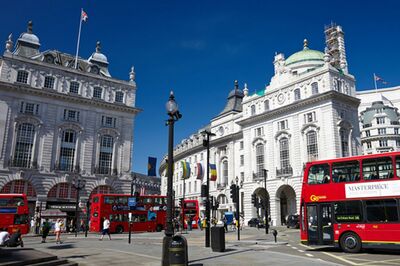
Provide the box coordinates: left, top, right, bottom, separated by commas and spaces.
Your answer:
180, 161, 191, 179
210, 164, 217, 181
196, 163, 203, 180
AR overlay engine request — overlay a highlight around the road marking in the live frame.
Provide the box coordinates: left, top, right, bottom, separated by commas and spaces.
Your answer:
291, 246, 298, 249
322, 251, 358, 266
101, 248, 160, 260
305, 253, 314, 257
298, 250, 305, 253
357, 259, 400, 266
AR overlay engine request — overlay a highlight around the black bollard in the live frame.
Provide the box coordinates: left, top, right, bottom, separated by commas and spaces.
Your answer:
272, 229, 278, 243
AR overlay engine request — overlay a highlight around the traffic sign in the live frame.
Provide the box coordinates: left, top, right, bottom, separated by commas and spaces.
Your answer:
128, 197, 136, 207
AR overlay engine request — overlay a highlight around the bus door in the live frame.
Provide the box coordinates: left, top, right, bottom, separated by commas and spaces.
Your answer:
306, 203, 333, 245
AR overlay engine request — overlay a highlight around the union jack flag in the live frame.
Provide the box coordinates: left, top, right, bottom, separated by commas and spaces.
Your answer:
81, 10, 88, 22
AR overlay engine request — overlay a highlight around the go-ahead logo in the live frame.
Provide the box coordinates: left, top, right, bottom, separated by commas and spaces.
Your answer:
310, 195, 327, 202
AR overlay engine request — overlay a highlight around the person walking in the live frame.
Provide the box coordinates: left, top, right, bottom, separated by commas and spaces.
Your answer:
55, 219, 63, 244
99, 217, 111, 240
30, 218, 35, 234
222, 215, 228, 232
188, 216, 193, 231
41, 219, 51, 243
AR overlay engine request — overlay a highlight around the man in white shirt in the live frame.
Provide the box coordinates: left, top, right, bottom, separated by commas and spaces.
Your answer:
0, 231, 10, 246
99, 217, 111, 240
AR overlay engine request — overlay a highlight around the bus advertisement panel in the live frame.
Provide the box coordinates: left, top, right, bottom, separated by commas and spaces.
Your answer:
300, 151, 400, 253
90, 194, 167, 233
0, 194, 29, 234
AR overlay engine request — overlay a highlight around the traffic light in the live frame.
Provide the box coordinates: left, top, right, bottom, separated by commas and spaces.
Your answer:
203, 139, 209, 147
179, 198, 184, 208
201, 184, 207, 197
251, 194, 256, 207
210, 196, 214, 209
230, 184, 237, 203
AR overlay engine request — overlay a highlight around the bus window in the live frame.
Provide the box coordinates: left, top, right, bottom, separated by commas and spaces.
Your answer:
332, 161, 360, 183
334, 201, 363, 222
396, 156, 400, 178
366, 199, 398, 222
104, 196, 115, 204
308, 164, 330, 184
362, 157, 393, 180
117, 197, 128, 205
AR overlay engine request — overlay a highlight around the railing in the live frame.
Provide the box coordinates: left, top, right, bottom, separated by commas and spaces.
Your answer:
93, 166, 118, 176
276, 166, 293, 177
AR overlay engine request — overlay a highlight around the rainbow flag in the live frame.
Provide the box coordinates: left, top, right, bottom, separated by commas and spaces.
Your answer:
210, 164, 217, 181
180, 161, 191, 179
196, 163, 203, 180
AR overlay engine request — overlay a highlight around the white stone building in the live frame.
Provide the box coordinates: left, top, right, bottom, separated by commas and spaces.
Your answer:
0, 21, 149, 223
159, 24, 361, 226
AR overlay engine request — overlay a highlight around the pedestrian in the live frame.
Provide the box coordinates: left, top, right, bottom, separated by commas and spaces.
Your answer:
7, 229, 24, 247
188, 216, 193, 231
80, 219, 85, 232
99, 217, 111, 240
0, 230, 10, 246
41, 219, 51, 243
30, 217, 35, 234
55, 219, 63, 244
197, 218, 202, 230
222, 215, 228, 232
203, 217, 207, 229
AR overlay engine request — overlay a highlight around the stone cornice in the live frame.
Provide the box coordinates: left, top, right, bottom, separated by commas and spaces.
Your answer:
0, 80, 142, 115
237, 91, 360, 127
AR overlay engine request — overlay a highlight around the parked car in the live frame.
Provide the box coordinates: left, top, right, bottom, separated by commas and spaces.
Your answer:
247, 218, 265, 228
286, 214, 300, 229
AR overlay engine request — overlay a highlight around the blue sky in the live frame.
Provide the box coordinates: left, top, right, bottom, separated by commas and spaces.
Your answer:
1, 1, 399, 174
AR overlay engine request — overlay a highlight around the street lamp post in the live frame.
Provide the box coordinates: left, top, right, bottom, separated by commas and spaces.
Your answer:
235, 176, 243, 241
129, 174, 136, 244
201, 129, 215, 248
263, 169, 269, 234
72, 175, 86, 238
162, 91, 182, 266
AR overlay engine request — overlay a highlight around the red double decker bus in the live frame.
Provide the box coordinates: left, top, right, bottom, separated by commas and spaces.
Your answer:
182, 199, 199, 229
0, 194, 29, 234
90, 194, 167, 233
300, 151, 400, 252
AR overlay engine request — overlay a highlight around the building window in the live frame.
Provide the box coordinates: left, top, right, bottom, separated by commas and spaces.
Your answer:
251, 105, 256, 115
311, 82, 318, 95
93, 87, 103, 99
379, 140, 388, 147
306, 131, 318, 161
255, 127, 263, 137
16, 70, 29, 84
365, 130, 371, 137
279, 138, 290, 170
294, 88, 301, 101
222, 161, 228, 185
366, 141, 372, 149
377, 117, 385, 124
378, 128, 386, 135
396, 140, 400, 147
256, 143, 264, 178
340, 129, 349, 157
69, 81, 80, 94
101, 116, 116, 128
59, 130, 76, 172
304, 112, 316, 123
200, 153, 203, 161
13, 123, 35, 168
99, 135, 114, 174
63, 109, 80, 122
278, 120, 288, 130
20, 102, 39, 115
335, 79, 342, 92
240, 155, 244, 166
395, 128, 399, 135
264, 100, 270, 111
44, 76, 55, 89
115, 91, 124, 103
240, 141, 244, 150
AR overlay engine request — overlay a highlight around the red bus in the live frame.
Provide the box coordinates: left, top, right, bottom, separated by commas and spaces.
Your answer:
0, 194, 29, 234
90, 194, 167, 233
300, 151, 400, 253
183, 199, 199, 229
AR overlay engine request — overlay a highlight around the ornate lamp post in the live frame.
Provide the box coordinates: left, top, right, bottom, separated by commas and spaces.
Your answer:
235, 176, 243, 241
201, 129, 215, 248
72, 175, 86, 238
162, 91, 182, 266
263, 169, 269, 234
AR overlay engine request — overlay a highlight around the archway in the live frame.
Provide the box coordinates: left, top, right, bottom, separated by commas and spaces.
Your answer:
275, 185, 297, 225
253, 187, 270, 224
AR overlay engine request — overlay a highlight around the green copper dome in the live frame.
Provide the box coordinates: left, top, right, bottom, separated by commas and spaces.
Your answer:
285, 39, 324, 66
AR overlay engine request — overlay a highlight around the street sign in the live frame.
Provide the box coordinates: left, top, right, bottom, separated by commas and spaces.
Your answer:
128, 197, 136, 210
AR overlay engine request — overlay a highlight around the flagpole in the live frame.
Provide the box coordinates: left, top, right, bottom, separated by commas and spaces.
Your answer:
373, 73, 378, 93
74, 8, 83, 69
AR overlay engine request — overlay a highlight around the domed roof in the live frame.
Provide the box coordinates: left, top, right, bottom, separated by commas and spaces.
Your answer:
285, 39, 323, 66
17, 21, 40, 46
88, 41, 109, 65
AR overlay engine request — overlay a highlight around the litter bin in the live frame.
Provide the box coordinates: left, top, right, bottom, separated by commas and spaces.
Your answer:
211, 226, 225, 252
168, 235, 188, 266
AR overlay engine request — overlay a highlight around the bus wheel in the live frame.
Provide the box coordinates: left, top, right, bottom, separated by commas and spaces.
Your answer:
156, 224, 163, 232
116, 225, 124, 234
340, 232, 361, 253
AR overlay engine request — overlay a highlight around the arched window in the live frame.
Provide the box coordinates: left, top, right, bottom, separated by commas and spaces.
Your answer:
264, 100, 270, 111
99, 135, 114, 174
16, 70, 29, 84
251, 105, 256, 115
306, 131, 318, 161
311, 82, 318, 95
59, 130, 76, 171
90, 185, 114, 198
0, 180, 37, 197
279, 138, 290, 170
217, 194, 228, 205
340, 129, 349, 157
222, 161, 228, 186
14, 123, 35, 168
256, 143, 264, 178
294, 88, 301, 101
44, 76, 55, 89
47, 183, 77, 199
